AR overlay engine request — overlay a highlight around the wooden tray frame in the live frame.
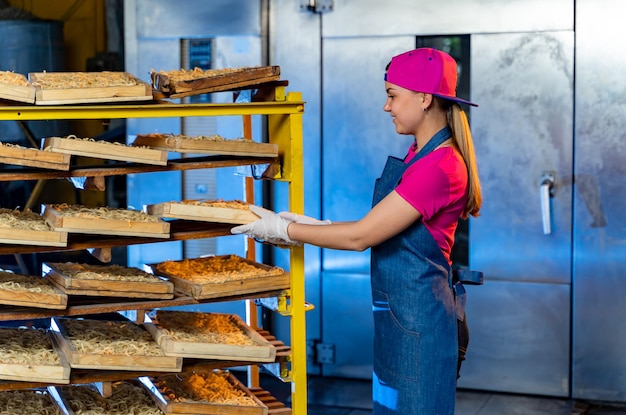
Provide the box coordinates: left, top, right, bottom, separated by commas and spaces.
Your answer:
132, 134, 278, 157
42, 204, 170, 238
0, 144, 71, 170
139, 371, 268, 415
0, 327, 70, 384
146, 200, 259, 224
0, 226, 67, 247
42, 262, 174, 299
0, 272, 67, 309
144, 311, 276, 362
51, 317, 182, 372
149, 255, 290, 300
151, 65, 280, 99
30, 71, 153, 105
43, 136, 168, 165
0, 80, 36, 103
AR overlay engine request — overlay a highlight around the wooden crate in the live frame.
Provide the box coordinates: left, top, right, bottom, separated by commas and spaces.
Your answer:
0, 270, 67, 309
147, 200, 259, 224
0, 327, 70, 384
149, 255, 289, 300
133, 133, 278, 157
0, 143, 70, 170
139, 371, 268, 415
30, 71, 153, 105
151, 65, 280, 99
43, 136, 168, 165
43, 204, 170, 238
0, 208, 68, 247
0, 78, 36, 103
51, 317, 182, 372
144, 311, 276, 362
42, 262, 174, 300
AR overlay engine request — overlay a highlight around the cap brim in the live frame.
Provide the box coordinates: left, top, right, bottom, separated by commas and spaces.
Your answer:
434, 94, 478, 107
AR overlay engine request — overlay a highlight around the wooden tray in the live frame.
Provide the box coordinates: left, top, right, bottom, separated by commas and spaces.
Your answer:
0, 389, 62, 415
0, 270, 67, 309
42, 136, 168, 165
146, 199, 259, 224
149, 255, 289, 300
30, 71, 153, 105
139, 371, 268, 415
0, 143, 71, 170
51, 317, 182, 372
0, 82, 36, 104
0, 327, 70, 384
132, 133, 279, 157
49, 381, 162, 415
144, 311, 276, 362
0, 208, 68, 247
43, 204, 170, 238
151, 66, 280, 99
42, 262, 174, 299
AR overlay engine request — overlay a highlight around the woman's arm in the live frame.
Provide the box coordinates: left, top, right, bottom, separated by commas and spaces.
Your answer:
287, 190, 422, 251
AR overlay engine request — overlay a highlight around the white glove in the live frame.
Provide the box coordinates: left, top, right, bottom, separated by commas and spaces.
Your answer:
231, 205, 300, 246
279, 211, 331, 225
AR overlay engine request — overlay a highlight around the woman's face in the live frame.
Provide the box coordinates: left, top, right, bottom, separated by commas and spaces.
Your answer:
383, 81, 424, 137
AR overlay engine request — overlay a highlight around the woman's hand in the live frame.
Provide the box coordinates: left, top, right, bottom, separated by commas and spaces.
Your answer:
231, 205, 301, 247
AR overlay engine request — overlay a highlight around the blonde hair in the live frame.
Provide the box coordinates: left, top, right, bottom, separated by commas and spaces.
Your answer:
436, 98, 482, 218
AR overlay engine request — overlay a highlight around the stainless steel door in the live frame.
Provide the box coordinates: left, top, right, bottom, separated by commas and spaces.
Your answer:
459, 32, 574, 397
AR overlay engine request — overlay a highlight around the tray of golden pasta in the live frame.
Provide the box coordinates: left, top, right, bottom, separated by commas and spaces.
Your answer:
0, 141, 71, 170
0, 326, 70, 384
48, 381, 162, 415
148, 255, 289, 300
132, 133, 279, 157
144, 310, 276, 362
42, 203, 170, 238
50, 317, 182, 372
29, 71, 153, 105
0, 208, 68, 247
146, 199, 260, 224
0, 70, 36, 103
150, 65, 280, 98
42, 262, 174, 299
42, 135, 168, 165
0, 269, 67, 309
0, 389, 62, 415
139, 370, 268, 415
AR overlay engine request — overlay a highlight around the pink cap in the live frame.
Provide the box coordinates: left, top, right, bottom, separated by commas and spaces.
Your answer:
385, 48, 478, 107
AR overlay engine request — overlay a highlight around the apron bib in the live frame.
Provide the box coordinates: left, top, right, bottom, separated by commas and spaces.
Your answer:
370, 127, 458, 415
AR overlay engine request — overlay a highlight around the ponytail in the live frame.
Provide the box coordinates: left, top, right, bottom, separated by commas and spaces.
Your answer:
447, 103, 482, 218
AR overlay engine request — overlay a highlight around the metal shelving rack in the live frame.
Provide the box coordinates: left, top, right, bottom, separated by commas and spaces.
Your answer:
0, 88, 308, 414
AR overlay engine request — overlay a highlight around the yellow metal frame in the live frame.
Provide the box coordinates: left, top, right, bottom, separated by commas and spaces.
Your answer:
0, 90, 309, 414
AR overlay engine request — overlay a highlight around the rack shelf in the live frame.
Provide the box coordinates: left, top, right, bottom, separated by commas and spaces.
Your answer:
0, 90, 307, 413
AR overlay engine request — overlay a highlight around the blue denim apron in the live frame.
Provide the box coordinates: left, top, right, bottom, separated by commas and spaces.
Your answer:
371, 127, 458, 414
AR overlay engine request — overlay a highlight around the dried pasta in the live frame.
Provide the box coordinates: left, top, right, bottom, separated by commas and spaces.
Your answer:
31, 72, 140, 90
0, 208, 52, 231
154, 255, 283, 284
154, 310, 258, 345
153, 370, 260, 406
48, 204, 162, 223
0, 390, 60, 415
47, 262, 164, 283
0, 71, 30, 87
0, 327, 61, 365
61, 319, 164, 357
0, 270, 56, 294
151, 67, 251, 83
58, 382, 161, 415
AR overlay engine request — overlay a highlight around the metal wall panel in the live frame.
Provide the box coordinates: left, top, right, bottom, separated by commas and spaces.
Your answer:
573, 0, 626, 401
322, 0, 573, 38
321, 36, 415, 273
462, 31, 574, 396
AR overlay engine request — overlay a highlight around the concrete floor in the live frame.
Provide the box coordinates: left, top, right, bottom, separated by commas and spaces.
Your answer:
304, 376, 626, 415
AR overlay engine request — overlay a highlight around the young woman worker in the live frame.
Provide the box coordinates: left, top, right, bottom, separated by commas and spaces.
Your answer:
233, 47, 483, 415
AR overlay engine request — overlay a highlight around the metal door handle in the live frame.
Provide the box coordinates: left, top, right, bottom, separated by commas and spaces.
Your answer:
539, 172, 555, 234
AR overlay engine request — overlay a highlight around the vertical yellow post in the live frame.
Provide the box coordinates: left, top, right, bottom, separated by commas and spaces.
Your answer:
268, 91, 307, 414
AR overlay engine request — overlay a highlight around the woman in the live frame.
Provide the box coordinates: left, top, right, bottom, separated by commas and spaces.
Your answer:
233, 47, 482, 414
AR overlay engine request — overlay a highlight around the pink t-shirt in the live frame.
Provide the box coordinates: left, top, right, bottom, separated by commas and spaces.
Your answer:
395, 144, 468, 264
